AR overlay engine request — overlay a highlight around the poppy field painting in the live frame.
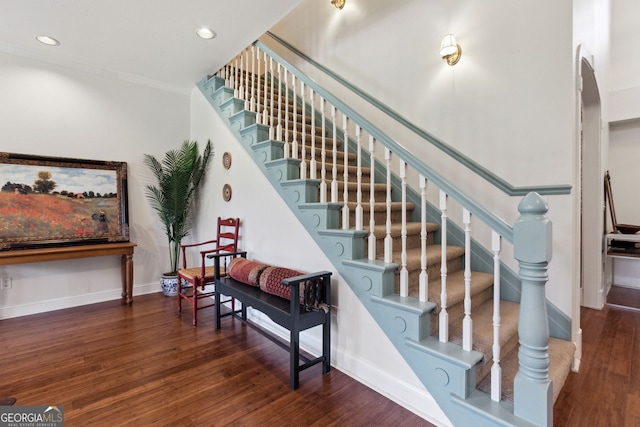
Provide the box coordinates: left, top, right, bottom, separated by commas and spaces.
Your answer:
0, 152, 129, 250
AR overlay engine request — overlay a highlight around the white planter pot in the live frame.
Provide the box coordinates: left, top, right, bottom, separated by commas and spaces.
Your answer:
160, 274, 179, 297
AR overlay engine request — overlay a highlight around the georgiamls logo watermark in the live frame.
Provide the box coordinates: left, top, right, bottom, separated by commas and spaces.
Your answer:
0, 405, 64, 427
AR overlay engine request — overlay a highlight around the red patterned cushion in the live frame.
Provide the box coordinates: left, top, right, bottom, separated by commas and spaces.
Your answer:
227, 257, 268, 287
259, 266, 304, 301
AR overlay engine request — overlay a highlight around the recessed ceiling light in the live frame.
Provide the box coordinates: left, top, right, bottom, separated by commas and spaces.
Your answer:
35, 35, 60, 46
195, 27, 216, 40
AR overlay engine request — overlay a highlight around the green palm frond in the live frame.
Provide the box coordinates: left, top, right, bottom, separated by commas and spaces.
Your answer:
144, 139, 213, 274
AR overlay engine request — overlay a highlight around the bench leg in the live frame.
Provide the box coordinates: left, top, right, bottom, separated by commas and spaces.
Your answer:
323, 315, 331, 374
215, 289, 221, 330
290, 325, 300, 390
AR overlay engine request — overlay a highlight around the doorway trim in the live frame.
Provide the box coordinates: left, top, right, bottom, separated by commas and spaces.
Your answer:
573, 44, 603, 371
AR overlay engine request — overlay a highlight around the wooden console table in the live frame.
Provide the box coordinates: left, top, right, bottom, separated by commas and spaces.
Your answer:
0, 242, 136, 305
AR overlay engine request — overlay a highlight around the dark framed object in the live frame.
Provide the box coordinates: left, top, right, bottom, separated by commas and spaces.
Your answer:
222, 151, 232, 170
222, 183, 232, 202
0, 152, 129, 250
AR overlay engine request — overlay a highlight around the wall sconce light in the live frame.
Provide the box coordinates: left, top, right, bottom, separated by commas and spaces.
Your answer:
331, 0, 345, 10
440, 34, 461, 66
35, 35, 60, 46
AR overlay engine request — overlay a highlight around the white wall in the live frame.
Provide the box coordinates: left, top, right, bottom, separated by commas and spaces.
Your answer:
0, 52, 190, 318
609, 0, 640, 224
608, 121, 640, 287
609, 0, 640, 122
609, 122, 640, 226
189, 89, 450, 425
268, 0, 578, 314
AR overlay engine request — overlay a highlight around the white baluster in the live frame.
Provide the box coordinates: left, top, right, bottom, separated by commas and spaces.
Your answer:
491, 231, 502, 402
234, 55, 239, 98
419, 175, 428, 302
226, 63, 232, 89
291, 74, 298, 159
256, 47, 262, 123
269, 57, 275, 140
309, 88, 317, 180
342, 116, 350, 230
384, 148, 393, 263
243, 48, 249, 109
300, 81, 307, 179
399, 160, 408, 296
331, 106, 338, 203
367, 136, 376, 260
463, 209, 473, 351
439, 190, 449, 343
319, 97, 327, 202
262, 51, 269, 126
355, 126, 363, 231
276, 64, 283, 142
283, 68, 290, 158
250, 45, 256, 112
238, 53, 244, 101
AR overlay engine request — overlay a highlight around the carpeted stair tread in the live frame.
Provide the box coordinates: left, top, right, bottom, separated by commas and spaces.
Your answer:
425, 270, 494, 311
476, 337, 575, 403
296, 146, 355, 161
448, 299, 520, 372
450, 298, 519, 347
344, 201, 415, 213
398, 245, 465, 272
319, 180, 388, 193
370, 222, 438, 239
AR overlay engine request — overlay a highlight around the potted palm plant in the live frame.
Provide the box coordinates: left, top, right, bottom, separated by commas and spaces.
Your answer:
144, 139, 213, 296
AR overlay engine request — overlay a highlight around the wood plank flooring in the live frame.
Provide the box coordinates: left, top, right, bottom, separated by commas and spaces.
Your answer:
554, 304, 640, 426
0, 293, 433, 426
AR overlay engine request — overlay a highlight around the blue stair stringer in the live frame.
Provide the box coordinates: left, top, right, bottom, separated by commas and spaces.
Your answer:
198, 75, 541, 427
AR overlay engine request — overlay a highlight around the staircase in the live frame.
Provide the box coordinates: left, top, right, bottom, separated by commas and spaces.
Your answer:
197, 39, 575, 426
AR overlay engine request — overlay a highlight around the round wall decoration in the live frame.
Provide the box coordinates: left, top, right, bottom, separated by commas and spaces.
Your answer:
222, 183, 232, 202
222, 151, 232, 170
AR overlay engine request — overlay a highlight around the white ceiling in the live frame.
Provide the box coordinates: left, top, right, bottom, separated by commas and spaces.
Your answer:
0, 0, 302, 94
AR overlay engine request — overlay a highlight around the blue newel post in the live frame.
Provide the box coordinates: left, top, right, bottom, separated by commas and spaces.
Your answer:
513, 192, 553, 426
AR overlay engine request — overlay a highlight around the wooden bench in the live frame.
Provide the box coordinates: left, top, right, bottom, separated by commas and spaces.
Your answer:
210, 251, 332, 389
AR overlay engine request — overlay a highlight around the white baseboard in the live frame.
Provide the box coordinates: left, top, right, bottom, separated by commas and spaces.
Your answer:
334, 346, 451, 427
0, 281, 160, 319
612, 279, 640, 289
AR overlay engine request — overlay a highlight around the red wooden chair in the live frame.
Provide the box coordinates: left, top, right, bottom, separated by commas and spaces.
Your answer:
177, 217, 240, 326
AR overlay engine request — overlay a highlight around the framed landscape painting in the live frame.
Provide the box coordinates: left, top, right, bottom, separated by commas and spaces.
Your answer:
0, 152, 129, 250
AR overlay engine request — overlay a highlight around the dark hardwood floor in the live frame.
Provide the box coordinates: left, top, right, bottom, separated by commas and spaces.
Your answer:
0, 293, 433, 426
554, 304, 640, 426
5, 291, 637, 426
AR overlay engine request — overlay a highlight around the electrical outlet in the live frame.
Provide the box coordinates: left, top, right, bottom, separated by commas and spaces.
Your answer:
1, 277, 12, 290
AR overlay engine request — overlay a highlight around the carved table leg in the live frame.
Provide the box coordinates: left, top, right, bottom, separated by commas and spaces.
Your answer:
121, 253, 134, 305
